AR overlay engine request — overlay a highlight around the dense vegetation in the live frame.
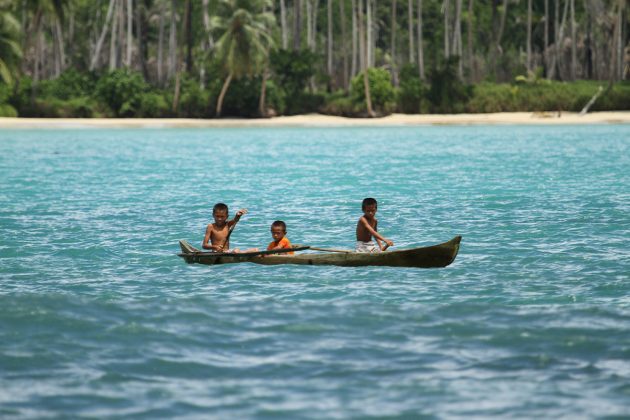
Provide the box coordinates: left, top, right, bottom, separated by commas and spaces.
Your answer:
0, 0, 628, 118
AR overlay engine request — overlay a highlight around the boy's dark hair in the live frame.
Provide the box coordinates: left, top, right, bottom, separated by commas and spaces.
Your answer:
271, 220, 287, 231
213, 203, 228, 214
362, 198, 378, 210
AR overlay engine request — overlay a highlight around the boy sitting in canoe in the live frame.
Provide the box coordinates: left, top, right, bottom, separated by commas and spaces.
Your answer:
202, 203, 248, 252
356, 198, 394, 252
267, 220, 294, 255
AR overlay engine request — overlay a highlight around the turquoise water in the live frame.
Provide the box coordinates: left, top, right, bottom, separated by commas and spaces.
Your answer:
1, 125, 629, 418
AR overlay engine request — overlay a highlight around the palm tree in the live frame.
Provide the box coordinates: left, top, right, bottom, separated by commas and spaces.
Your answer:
212, 0, 275, 117
0, 2, 21, 85
25, 0, 68, 81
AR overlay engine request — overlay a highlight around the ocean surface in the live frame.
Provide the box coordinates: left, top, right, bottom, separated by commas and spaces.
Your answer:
1, 125, 629, 418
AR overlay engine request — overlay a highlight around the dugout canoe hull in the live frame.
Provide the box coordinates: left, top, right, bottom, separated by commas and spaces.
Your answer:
178, 236, 461, 268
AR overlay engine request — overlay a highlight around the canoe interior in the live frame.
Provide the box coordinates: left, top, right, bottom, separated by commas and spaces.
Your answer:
178, 236, 462, 268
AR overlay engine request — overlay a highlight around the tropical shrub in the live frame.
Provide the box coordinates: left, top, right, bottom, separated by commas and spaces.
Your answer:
138, 92, 170, 117
350, 68, 396, 114
270, 49, 318, 114
94, 69, 149, 117
38, 69, 97, 100
397, 64, 425, 114
427, 57, 473, 113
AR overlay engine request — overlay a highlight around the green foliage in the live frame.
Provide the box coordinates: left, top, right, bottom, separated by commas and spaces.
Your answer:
270, 49, 318, 114
426, 57, 473, 113
213, 0, 276, 79
0, 5, 22, 85
173, 76, 212, 118
0, 82, 16, 116
350, 68, 396, 114
138, 92, 170, 118
94, 70, 149, 117
397, 64, 425, 114
38, 69, 97, 100
466, 81, 630, 113
320, 94, 359, 117
0, 102, 17, 116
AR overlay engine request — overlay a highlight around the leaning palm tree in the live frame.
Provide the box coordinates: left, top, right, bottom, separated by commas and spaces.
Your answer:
0, 2, 22, 85
212, 0, 275, 117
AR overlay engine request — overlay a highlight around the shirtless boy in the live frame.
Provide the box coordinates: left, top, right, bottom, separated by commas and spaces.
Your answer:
356, 198, 394, 252
267, 220, 294, 255
202, 203, 248, 252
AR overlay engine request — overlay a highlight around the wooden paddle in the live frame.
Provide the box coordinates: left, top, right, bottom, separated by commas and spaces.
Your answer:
217, 222, 237, 252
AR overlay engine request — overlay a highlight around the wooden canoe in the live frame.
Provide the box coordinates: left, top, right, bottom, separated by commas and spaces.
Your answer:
178, 236, 461, 268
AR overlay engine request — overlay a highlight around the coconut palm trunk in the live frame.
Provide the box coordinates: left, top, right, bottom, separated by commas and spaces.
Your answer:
90, 0, 116, 70
259, 69, 268, 116
328, 0, 334, 89
280, 0, 288, 48
417, 0, 425, 79
408, 0, 414, 62
527, 0, 532, 73
216, 72, 233, 117
358, 0, 374, 117
339, 0, 349, 89
391, 0, 398, 85
467, 0, 474, 81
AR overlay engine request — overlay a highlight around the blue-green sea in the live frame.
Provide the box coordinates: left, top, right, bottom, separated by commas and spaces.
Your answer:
1, 125, 629, 418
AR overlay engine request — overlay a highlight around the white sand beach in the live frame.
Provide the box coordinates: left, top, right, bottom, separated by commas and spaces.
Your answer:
1, 111, 629, 129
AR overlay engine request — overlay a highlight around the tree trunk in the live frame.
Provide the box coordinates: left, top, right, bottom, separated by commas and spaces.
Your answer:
544, 0, 549, 74
367, 0, 372, 66
117, 0, 125, 68
408, 0, 415, 63
202, 0, 214, 51
351, 0, 358, 76
126, 0, 133, 67
527, 0, 532, 73
54, 17, 66, 76
359, 0, 375, 116
90, 0, 116, 71
109, 0, 119, 70
340, 0, 349, 89
548, 0, 569, 80
616, 0, 623, 81
259, 69, 268, 116
280, 0, 288, 49
417, 0, 425, 79
158, 1, 165, 84
135, 0, 149, 79
467, 0, 474, 81
583, 0, 592, 79
216, 72, 233, 117
391, 0, 398, 85
570, 0, 576, 80
293, 0, 302, 50
443, 0, 450, 58
454, 0, 463, 78
307, 0, 312, 49
328, 0, 334, 89
552, 0, 559, 78
173, 0, 190, 113
185, 0, 192, 73
168, 0, 177, 80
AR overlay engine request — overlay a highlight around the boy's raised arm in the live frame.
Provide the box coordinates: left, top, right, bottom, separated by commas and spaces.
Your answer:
230, 208, 248, 226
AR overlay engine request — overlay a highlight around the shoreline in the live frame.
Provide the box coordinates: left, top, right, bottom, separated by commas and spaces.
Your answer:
1, 111, 629, 128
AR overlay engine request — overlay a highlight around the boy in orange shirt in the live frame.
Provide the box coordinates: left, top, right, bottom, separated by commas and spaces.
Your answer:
267, 220, 294, 255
